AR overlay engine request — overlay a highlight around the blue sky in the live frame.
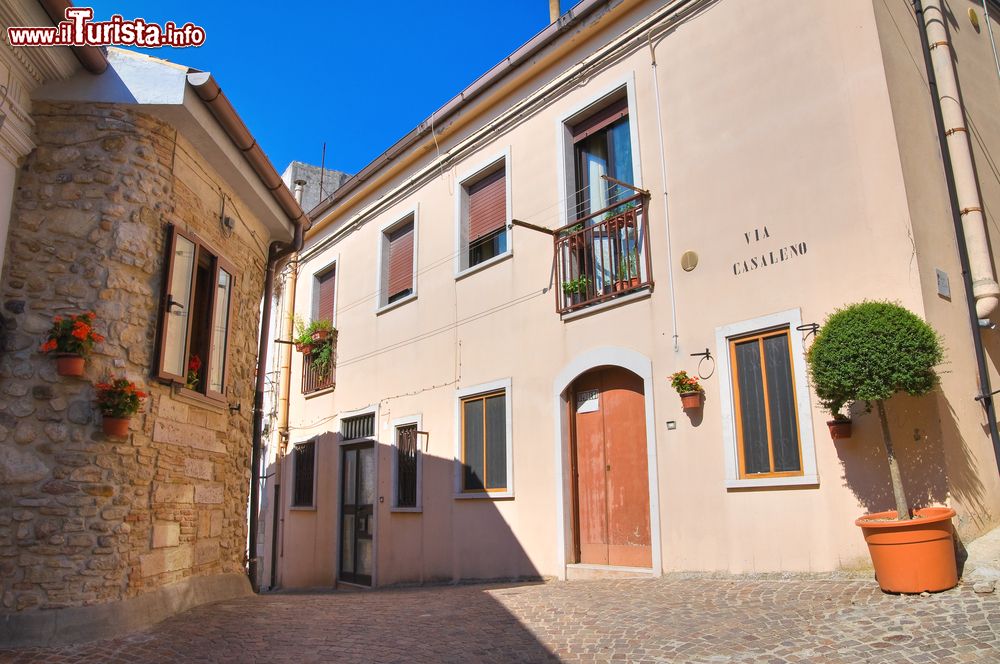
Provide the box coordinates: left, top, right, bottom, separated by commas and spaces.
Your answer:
86, 1, 567, 176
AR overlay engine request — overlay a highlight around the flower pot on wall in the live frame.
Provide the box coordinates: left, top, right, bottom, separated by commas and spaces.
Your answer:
311, 329, 330, 343
294, 342, 313, 354
55, 354, 85, 377
102, 416, 131, 438
856, 507, 958, 593
827, 419, 852, 440
680, 391, 702, 410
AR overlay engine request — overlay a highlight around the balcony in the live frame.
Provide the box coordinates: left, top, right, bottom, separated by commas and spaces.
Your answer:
554, 192, 652, 315
301, 349, 335, 395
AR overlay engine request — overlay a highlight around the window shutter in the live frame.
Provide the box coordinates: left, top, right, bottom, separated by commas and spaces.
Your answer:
386, 221, 414, 299
157, 227, 197, 382
467, 168, 506, 243
572, 96, 628, 143
317, 268, 335, 322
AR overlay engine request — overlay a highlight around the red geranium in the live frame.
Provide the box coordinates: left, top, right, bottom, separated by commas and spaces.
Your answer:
39, 312, 104, 356
94, 377, 147, 418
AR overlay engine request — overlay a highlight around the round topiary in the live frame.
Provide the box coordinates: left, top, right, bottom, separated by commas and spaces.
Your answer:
807, 301, 943, 418
806, 301, 944, 520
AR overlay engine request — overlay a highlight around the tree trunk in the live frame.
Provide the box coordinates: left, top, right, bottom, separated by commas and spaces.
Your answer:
876, 399, 911, 521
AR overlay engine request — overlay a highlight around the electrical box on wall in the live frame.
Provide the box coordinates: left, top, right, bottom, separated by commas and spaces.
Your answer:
936, 268, 951, 300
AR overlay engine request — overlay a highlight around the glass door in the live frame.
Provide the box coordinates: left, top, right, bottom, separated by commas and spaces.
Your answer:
339, 443, 375, 585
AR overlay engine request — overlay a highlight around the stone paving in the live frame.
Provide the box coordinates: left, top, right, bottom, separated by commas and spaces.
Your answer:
1, 576, 999, 663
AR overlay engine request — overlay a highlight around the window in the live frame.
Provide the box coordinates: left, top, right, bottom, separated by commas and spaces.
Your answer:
459, 158, 509, 272
315, 265, 336, 323
156, 225, 234, 400
572, 95, 633, 220
716, 310, 818, 489
302, 265, 337, 395
730, 328, 802, 478
341, 413, 375, 441
393, 421, 421, 510
460, 389, 507, 493
379, 215, 416, 309
291, 441, 316, 508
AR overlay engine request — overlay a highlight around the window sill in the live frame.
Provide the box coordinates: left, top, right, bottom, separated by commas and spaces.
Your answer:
725, 475, 819, 490
455, 250, 512, 281
289, 505, 317, 512
376, 293, 417, 316
560, 287, 651, 322
390, 506, 422, 513
454, 491, 514, 500
171, 385, 227, 414
304, 385, 336, 400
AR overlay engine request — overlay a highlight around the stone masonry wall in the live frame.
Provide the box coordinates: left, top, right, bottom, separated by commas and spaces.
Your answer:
0, 102, 266, 614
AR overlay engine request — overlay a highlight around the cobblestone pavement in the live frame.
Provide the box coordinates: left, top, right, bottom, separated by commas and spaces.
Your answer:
2, 577, 999, 663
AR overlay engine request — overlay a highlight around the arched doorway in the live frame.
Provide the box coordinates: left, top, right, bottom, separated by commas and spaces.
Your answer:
569, 366, 652, 568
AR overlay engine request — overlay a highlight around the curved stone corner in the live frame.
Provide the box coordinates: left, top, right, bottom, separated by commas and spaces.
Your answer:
0, 572, 251, 648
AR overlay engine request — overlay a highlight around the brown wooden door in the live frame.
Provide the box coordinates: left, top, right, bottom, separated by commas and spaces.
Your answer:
571, 367, 652, 568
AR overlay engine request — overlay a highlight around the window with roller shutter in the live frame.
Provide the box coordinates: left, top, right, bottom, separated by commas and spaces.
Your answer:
460, 159, 509, 272
379, 215, 416, 308
315, 266, 336, 323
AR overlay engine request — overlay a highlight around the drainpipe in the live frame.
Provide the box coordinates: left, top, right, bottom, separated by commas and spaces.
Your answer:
550, 0, 561, 23
648, 32, 679, 353
276, 180, 306, 453
920, 0, 1000, 320
249, 217, 307, 591
914, 0, 1000, 474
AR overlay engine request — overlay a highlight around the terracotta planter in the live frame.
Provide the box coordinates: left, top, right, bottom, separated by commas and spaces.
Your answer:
55, 354, 85, 377
615, 277, 641, 291
294, 341, 313, 354
102, 416, 131, 438
827, 419, 852, 440
856, 507, 958, 593
311, 329, 330, 343
680, 391, 702, 410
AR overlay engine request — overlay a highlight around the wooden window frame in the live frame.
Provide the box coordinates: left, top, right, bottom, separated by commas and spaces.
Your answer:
155, 224, 237, 403
391, 415, 422, 512
376, 210, 418, 314
290, 440, 317, 509
454, 378, 513, 499
729, 327, 804, 480
313, 261, 338, 326
715, 309, 819, 490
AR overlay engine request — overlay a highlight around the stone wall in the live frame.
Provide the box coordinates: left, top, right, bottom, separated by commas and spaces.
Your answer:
0, 102, 266, 618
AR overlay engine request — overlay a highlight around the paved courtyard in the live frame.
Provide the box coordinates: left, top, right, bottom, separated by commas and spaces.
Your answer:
1, 577, 999, 663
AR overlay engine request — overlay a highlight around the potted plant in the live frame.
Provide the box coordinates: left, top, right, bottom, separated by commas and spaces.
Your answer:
826, 412, 852, 440
39, 311, 104, 377
94, 377, 148, 438
312, 336, 335, 379
185, 354, 201, 390
615, 252, 641, 291
292, 317, 314, 354
807, 301, 955, 593
560, 223, 585, 250
308, 318, 334, 343
561, 276, 590, 306
669, 370, 703, 410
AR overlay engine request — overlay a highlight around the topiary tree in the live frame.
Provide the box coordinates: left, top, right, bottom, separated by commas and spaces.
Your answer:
806, 301, 943, 521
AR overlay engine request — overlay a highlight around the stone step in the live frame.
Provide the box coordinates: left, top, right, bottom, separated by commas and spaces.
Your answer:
565, 564, 655, 580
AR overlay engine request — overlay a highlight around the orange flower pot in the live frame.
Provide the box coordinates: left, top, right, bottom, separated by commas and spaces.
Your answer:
311, 329, 330, 343
855, 507, 958, 593
827, 419, 852, 440
102, 416, 131, 438
680, 391, 702, 410
55, 354, 85, 377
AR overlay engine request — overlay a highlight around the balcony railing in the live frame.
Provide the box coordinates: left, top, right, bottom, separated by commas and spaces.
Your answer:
554, 192, 652, 315
301, 349, 335, 395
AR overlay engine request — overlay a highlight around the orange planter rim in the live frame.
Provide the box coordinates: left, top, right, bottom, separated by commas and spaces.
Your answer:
855, 506, 955, 529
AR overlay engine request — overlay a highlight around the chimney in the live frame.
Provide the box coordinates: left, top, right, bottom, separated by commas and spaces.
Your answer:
550, 0, 560, 23
293, 179, 307, 205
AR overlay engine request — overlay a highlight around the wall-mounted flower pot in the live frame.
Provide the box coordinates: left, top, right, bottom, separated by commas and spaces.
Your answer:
855, 506, 958, 593
680, 391, 702, 410
294, 342, 313, 354
102, 416, 131, 438
827, 419, 852, 440
311, 329, 331, 343
55, 354, 85, 377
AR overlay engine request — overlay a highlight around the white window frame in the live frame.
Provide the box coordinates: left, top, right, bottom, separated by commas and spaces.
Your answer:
338, 404, 379, 444
311, 256, 339, 328
374, 206, 419, 314
389, 414, 423, 512
289, 438, 318, 511
453, 378, 514, 499
715, 308, 819, 490
453, 146, 513, 279
555, 72, 643, 227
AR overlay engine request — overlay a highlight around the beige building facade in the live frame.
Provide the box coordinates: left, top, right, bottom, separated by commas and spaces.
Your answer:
261, 0, 1000, 590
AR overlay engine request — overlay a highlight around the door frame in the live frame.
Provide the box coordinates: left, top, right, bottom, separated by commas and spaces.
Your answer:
552, 347, 662, 578
338, 441, 376, 586
335, 404, 380, 587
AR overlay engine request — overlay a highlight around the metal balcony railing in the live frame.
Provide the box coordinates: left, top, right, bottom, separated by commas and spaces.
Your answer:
554, 192, 652, 315
301, 348, 335, 395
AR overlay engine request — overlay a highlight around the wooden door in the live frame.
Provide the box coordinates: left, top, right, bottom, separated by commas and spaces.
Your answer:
571, 367, 651, 568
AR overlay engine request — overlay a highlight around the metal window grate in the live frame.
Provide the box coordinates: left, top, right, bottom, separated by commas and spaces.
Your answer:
292, 442, 315, 507
341, 413, 375, 441
396, 425, 418, 508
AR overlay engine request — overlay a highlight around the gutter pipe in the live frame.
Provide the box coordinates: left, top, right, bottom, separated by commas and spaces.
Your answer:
38, 0, 108, 74
915, 0, 1000, 474
920, 0, 1000, 319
